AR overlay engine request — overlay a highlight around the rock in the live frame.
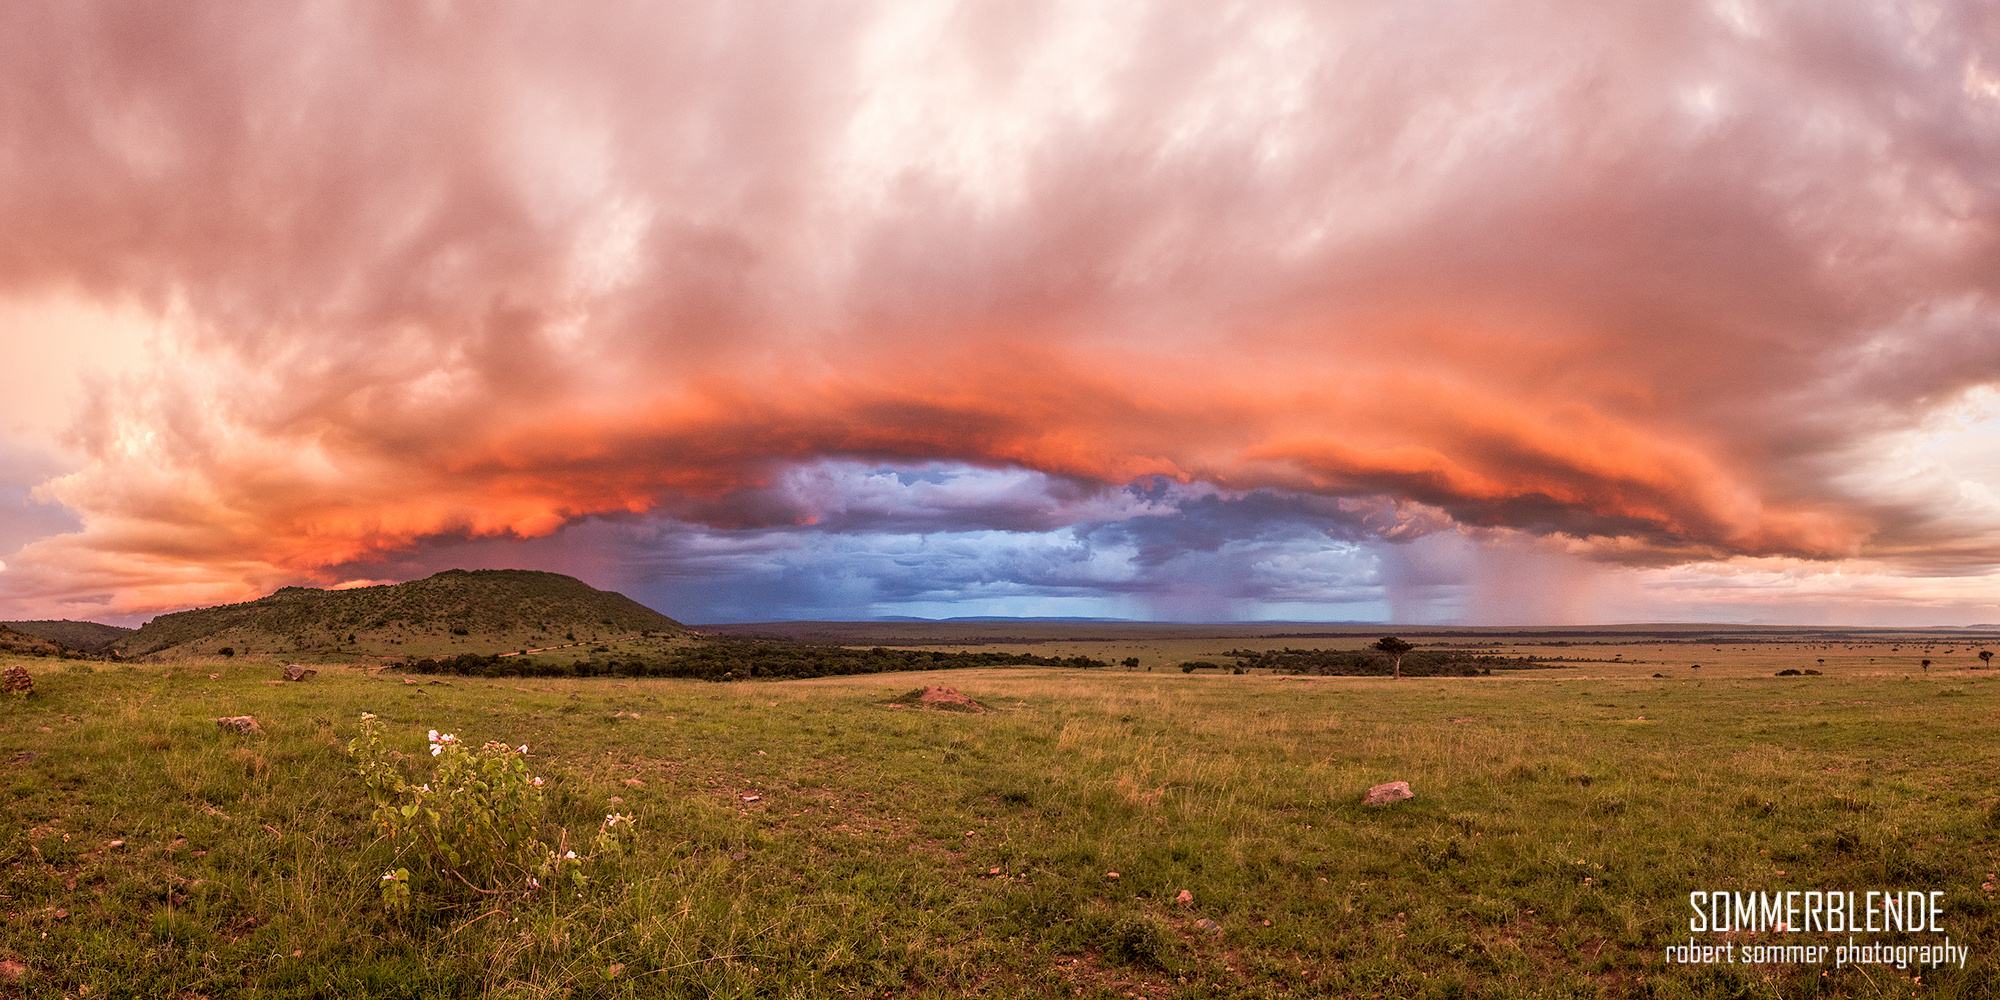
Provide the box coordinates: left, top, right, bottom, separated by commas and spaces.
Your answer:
1176, 889, 1195, 908
1, 665, 32, 697
214, 715, 264, 735
403, 678, 419, 685
1194, 918, 1224, 936
623, 778, 645, 787
0, 959, 27, 981
1363, 781, 1414, 807
740, 793, 762, 802
282, 664, 316, 682
11, 752, 37, 765
885, 685, 991, 713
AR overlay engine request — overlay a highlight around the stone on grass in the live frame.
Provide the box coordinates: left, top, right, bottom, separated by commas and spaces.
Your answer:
1363, 781, 1414, 807
1176, 889, 1195, 908
1195, 918, 1224, 936
882, 685, 992, 713
214, 715, 264, 735
282, 664, 316, 682
1, 665, 32, 697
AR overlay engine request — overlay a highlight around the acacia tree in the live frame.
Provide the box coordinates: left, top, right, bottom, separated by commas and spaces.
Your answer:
1373, 636, 1414, 680
1981, 650, 1993, 668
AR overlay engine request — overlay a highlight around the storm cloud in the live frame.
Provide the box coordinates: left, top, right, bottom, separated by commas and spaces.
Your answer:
4, 1, 2000, 621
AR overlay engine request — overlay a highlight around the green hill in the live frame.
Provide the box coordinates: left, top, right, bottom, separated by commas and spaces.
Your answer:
112, 569, 688, 662
3, 619, 134, 653
0, 622, 65, 657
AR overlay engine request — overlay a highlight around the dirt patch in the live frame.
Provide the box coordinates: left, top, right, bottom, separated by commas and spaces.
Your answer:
881, 685, 992, 713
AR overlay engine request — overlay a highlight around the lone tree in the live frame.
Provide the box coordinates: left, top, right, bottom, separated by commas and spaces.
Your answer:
1373, 636, 1414, 680
1981, 650, 1993, 668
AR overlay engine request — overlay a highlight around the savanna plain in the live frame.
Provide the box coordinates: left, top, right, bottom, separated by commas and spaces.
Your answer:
4, 625, 1998, 999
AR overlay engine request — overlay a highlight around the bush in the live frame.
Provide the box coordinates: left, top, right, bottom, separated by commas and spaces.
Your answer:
347, 714, 634, 915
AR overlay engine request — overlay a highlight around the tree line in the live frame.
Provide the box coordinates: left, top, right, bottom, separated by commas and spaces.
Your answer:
395, 640, 1107, 680
1219, 646, 1545, 677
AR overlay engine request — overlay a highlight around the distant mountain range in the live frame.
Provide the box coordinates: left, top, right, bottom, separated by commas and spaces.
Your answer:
31, 569, 688, 662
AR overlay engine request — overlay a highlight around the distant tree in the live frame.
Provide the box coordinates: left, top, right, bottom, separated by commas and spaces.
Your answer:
218, 647, 234, 658
1373, 636, 1414, 679
1922, 659, 1931, 672
1121, 657, 1140, 669
1982, 650, 1994, 667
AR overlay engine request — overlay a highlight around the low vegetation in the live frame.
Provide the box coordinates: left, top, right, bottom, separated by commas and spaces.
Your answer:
398, 641, 1107, 681
1218, 647, 1545, 677
3, 638, 1996, 998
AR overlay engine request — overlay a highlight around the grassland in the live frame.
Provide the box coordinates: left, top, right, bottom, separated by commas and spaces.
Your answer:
3, 629, 1998, 998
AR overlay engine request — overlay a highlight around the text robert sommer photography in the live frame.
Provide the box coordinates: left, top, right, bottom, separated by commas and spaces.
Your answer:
1665, 888, 1970, 971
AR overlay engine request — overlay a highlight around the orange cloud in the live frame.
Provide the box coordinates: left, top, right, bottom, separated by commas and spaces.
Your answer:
3, 1, 1999, 619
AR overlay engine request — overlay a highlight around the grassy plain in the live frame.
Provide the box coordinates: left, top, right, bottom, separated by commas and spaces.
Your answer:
3, 627, 1999, 998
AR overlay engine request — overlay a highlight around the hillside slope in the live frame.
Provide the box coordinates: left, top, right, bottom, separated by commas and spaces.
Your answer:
0, 623, 65, 657
3, 620, 134, 652
113, 569, 687, 661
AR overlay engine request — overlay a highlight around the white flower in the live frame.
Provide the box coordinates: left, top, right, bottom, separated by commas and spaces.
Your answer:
531, 776, 544, 787
518, 744, 529, 754
427, 729, 439, 742
420, 784, 431, 793
564, 850, 577, 860
430, 744, 443, 757
527, 876, 542, 889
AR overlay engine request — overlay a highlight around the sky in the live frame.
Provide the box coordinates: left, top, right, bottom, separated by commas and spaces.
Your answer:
4, 1, 2000, 627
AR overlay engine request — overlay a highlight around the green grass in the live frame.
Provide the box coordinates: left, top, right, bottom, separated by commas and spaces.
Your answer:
3, 653, 1997, 998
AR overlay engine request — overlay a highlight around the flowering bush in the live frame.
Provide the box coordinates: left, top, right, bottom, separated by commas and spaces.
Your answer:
348, 713, 634, 913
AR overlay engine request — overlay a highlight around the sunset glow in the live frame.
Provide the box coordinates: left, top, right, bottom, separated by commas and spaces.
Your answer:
4, 2, 2000, 624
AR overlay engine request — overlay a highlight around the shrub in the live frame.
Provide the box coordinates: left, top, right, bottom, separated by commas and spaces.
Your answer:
347, 714, 635, 915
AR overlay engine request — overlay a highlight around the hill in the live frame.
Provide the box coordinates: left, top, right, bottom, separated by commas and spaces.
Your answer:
3, 619, 134, 652
0, 622, 65, 657
113, 569, 687, 661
